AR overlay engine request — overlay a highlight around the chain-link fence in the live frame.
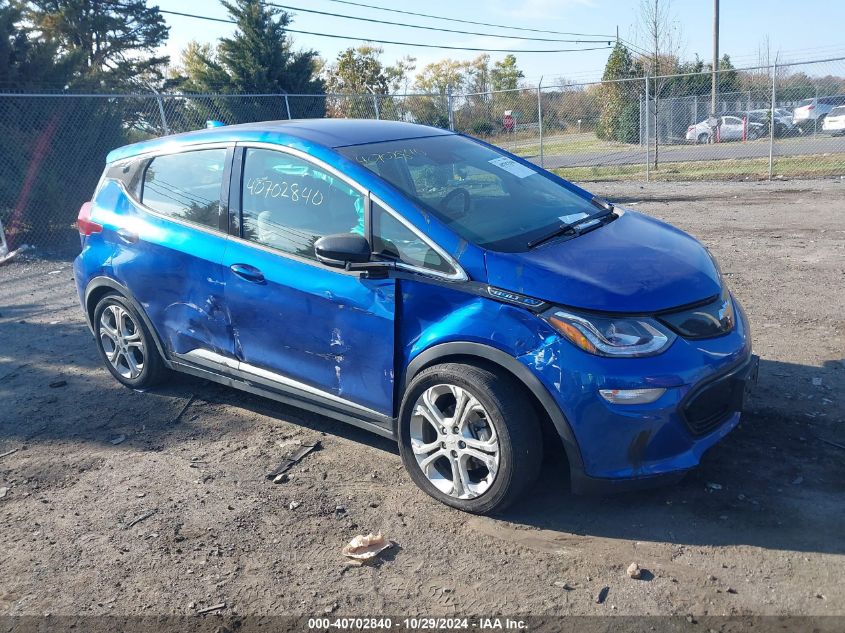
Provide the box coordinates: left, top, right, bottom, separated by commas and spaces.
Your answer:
2, 55, 844, 253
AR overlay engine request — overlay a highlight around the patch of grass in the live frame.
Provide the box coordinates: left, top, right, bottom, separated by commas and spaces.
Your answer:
551, 154, 845, 182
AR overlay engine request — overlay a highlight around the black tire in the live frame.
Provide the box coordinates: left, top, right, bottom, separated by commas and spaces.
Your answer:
697, 133, 709, 144
92, 292, 168, 389
397, 362, 542, 514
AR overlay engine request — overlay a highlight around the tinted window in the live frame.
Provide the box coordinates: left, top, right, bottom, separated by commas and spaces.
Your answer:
819, 96, 845, 106
338, 135, 596, 252
830, 106, 845, 116
142, 149, 227, 229
372, 202, 453, 274
105, 159, 145, 198
241, 148, 364, 259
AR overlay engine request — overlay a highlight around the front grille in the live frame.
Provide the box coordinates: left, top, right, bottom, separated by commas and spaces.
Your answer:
681, 361, 751, 436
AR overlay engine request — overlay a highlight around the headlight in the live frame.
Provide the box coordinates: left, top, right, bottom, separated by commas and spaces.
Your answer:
545, 308, 676, 357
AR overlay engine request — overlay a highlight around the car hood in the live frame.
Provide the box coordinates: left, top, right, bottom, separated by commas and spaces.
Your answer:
484, 210, 721, 313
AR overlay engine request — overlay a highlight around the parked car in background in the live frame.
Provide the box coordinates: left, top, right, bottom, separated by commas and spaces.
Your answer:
746, 108, 795, 137
822, 106, 845, 135
75, 119, 757, 514
792, 95, 845, 133
686, 114, 765, 143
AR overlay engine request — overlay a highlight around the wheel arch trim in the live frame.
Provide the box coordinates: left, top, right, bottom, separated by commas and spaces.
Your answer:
83, 276, 172, 367
402, 341, 584, 474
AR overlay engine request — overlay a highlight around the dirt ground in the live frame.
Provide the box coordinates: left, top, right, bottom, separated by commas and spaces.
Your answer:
0, 179, 843, 620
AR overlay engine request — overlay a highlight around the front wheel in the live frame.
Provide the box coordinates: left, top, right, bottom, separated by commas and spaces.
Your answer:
398, 363, 542, 514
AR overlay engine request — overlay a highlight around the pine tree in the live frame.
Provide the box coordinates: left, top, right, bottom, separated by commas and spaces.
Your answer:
177, 0, 324, 119
27, 0, 169, 88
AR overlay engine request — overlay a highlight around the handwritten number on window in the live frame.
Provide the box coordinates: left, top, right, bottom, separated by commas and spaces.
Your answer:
246, 177, 324, 206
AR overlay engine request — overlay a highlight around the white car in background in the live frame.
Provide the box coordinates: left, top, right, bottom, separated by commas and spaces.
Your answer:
792, 95, 845, 133
822, 105, 845, 135
686, 114, 765, 143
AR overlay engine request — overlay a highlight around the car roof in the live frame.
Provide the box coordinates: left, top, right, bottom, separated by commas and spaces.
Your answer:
106, 119, 453, 163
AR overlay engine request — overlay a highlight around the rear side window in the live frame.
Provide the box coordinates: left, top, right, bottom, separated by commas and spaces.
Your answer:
240, 148, 365, 259
830, 106, 845, 116
142, 149, 227, 229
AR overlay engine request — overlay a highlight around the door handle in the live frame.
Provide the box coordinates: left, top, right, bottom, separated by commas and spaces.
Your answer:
116, 228, 139, 244
230, 263, 265, 283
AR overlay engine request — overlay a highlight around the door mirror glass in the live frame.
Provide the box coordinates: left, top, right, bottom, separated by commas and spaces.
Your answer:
314, 233, 371, 267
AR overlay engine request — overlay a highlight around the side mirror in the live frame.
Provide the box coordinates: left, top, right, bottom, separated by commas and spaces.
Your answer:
314, 233, 395, 278
314, 233, 371, 267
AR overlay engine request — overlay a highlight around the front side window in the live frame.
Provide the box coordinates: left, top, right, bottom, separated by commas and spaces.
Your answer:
142, 148, 227, 229
240, 148, 364, 259
372, 202, 453, 274
337, 134, 597, 252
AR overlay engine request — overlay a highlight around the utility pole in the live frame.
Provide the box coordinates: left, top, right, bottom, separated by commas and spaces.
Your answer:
711, 0, 719, 115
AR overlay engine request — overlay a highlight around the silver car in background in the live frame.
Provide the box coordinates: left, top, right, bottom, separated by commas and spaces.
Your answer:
822, 106, 845, 135
792, 95, 845, 133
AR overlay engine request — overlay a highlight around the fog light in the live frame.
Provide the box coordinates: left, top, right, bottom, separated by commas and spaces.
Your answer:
599, 388, 666, 405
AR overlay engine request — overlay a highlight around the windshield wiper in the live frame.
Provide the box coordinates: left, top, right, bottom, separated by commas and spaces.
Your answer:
526, 208, 616, 249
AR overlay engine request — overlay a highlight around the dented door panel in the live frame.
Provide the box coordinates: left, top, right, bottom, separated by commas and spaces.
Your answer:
222, 239, 396, 416
108, 192, 233, 359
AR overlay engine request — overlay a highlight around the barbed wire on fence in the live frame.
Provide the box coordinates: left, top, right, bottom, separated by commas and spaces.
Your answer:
2, 55, 844, 252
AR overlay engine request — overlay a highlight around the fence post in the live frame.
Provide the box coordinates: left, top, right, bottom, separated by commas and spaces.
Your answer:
645, 74, 650, 182
768, 62, 777, 181
150, 87, 169, 135
366, 86, 380, 120
283, 93, 292, 120
447, 85, 454, 131
537, 77, 544, 168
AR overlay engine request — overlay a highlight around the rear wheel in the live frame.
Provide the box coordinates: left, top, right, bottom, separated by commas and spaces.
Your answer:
93, 293, 167, 389
697, 132, 709, 144
398, 362, 542, 514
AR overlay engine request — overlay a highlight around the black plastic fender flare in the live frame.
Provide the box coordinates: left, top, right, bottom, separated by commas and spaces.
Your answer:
83, 276, 172, 367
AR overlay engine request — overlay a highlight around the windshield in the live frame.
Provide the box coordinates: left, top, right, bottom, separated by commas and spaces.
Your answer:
337, 134, 597, 252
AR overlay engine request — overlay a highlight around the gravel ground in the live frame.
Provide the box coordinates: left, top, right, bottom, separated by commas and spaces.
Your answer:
0, 179, 843, 620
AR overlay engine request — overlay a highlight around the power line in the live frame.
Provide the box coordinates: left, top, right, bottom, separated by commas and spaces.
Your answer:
154, 8, 612, 53
319, 0, 616, 39
264, 2, 612, 44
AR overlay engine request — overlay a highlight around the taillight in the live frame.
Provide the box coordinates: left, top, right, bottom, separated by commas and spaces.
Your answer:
77, 201, 102, 236
688, 126, 694, 132
807, 105, 815, 110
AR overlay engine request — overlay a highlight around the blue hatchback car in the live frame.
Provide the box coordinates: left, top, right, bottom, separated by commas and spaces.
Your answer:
74, 119, 757, 514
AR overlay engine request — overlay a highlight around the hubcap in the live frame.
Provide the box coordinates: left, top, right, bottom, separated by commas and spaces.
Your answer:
409, 384, 500, 500
99, 304, 145, 380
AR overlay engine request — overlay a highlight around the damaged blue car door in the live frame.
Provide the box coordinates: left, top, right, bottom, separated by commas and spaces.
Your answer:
110, 145, 235, 360
220, 144, 396, 428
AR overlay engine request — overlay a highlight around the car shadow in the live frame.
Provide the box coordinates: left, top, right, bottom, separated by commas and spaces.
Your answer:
498, 356, 844, 556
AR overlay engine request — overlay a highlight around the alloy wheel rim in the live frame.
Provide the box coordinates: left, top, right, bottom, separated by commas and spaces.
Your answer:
99, 304, 145, 380
409, 384, 500, 500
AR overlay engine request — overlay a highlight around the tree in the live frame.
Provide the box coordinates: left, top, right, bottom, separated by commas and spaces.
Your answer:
636, 0, 682, 168
1, 1, 170, 249
414, 58, 468, 95
491, 54, 523, 91
27, 0, 169, 88
177, 0, 324, 119
596, 42, 642, 143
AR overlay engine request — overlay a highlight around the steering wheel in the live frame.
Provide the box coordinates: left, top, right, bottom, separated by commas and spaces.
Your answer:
439, 187, 471, 217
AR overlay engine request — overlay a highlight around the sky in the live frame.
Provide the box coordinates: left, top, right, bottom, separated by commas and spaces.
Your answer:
157, 0, 845, 88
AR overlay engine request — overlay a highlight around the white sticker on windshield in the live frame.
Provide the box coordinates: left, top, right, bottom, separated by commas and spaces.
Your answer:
559, 212, 589, 224
488, 156, 536, 178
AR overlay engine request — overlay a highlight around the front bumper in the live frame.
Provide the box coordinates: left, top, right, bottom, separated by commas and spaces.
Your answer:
520, 297, 756, 493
